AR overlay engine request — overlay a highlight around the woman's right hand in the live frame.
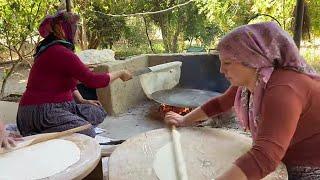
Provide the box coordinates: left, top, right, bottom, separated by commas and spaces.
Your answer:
120, 70, 132, 81
164, 111, 186, 127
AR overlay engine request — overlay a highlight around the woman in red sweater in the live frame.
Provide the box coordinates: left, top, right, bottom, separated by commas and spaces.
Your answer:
17, 11, 131, 137
165, 22, 320, 179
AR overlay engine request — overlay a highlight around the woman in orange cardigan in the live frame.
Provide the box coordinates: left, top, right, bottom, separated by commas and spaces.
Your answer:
165, 22, 320, 179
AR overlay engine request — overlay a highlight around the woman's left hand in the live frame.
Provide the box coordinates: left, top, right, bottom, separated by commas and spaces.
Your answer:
80, 99, 102, 106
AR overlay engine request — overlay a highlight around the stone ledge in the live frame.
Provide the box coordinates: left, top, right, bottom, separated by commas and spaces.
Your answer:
94, 52, 226, 115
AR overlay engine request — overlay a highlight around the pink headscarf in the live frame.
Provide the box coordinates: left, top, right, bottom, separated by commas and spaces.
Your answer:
218, 22, 320, 139
38, 10, 79, 43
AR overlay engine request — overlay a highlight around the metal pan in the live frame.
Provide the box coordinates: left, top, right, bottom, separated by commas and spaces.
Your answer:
150, 88, 221, 108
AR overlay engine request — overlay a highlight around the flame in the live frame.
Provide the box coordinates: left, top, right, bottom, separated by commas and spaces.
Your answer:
159, 104, 192, 116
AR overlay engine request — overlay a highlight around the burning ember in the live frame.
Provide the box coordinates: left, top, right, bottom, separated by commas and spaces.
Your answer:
159, 104, 192, 116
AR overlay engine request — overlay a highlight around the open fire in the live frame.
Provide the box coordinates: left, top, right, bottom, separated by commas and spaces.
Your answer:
159, 104, 192, 116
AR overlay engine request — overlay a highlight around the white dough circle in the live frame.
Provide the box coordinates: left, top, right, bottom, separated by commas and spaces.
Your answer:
153, 142, 178, 180
0, 139, 80, 180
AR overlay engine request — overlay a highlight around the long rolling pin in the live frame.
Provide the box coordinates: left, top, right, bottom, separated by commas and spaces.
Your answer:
0, 124, 92, 154
171, 125, 188, 180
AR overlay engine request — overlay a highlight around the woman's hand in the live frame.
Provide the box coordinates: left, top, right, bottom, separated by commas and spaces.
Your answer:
73, 90, 102, 106
79, 99, 102, 107
0, 124, 23, 149
120, 70, 132, 81
164, 111, 186, 127
109, 70, 133, 82
164, 107, 210, 127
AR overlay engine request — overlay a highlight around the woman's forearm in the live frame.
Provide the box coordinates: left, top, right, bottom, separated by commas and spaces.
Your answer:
72, 90, 84, 103
181, 107, 209, 126
216, 165, 247, 180
109, 70, 124, 82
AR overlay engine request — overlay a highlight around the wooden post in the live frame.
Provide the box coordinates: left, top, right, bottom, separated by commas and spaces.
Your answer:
293, 0, 304, 49
66, 0, 71, 12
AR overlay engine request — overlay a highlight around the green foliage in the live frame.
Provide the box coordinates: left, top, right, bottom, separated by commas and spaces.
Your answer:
0, 0, 60, 62
0, 0, 59, 50
122, 17, 148, 47
73, 0, 127, 49
142, 0, 190, 52
196, 0, 254, 33
195, 0, 319, 38
113, 40, 166, 59
0, 0, 60, 96
1, 0, 319, 58
183, 4, 221, 48
114, 0, 213, 53
307, 0, 320, 37
301, 44, 320, 72
249, 0, 295, 31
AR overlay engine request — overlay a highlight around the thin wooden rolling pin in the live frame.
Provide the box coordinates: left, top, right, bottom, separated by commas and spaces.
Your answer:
171, 126, 188, 180
0, 124, 91, 154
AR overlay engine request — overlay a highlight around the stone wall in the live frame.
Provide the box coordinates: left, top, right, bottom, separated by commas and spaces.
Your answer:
95, 55, 148, 115
94, 52, 229, 115
0, 101, 19, 124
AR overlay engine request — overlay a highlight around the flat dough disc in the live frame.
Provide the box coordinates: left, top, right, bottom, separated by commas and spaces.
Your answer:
153, 142, 178, 180
140, 66, 181, 99
108, 128, 288, 180
0, 139, 80, 180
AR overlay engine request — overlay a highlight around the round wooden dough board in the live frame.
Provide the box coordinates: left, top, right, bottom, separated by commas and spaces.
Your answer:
1, 133, 101, 180
108, 127, 288, 180
49, 133, 101, 179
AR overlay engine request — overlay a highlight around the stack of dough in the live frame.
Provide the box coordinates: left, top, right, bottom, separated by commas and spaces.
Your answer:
0, 139, 80, 180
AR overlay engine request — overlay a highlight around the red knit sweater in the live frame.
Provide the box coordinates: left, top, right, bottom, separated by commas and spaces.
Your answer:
20, 45, 110, 105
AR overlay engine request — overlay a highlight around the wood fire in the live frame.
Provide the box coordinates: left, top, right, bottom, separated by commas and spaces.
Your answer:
159, 104, 192, 116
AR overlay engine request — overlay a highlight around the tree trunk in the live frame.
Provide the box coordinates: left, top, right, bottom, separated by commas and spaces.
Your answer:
82, 19, 88, 50
88, 32, 101, 49
152, 1, 170, 52
302, 3, 311, 40
0, 61, 19, 98
293, 0, 304, 48
283, 0, 286, 30
172, 21, 182, 53
189, 37, 193, 47
109, 41, 113, 49
66, 0, 72, 12
172, 34, 178, 53
143, 16, 155, 53
78, 30, 84, 50
159, 20, 170, 52
152, 0, 183, 53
